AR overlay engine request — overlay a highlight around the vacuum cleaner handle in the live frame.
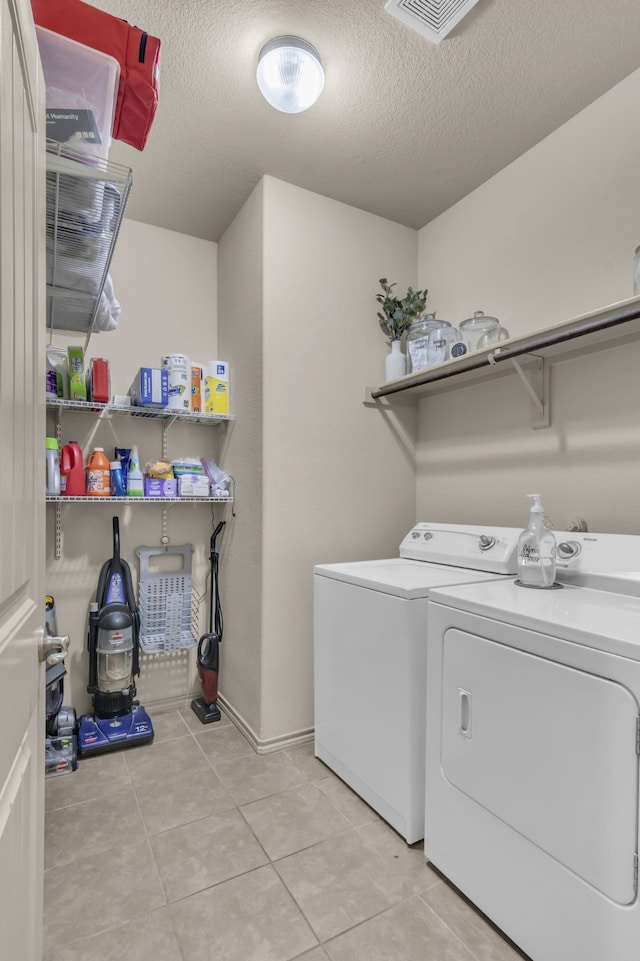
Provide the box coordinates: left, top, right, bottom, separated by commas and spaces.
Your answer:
208, 521, 225, 636
94, 557, 110, 611
210, 521, 225, 556
197, 632, 219, 671
120, 559, 140, 677
87, 602, 99, 692
112, 515, 121, 563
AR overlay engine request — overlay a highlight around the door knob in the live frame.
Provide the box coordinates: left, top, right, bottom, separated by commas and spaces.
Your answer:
39, 633, 70, 665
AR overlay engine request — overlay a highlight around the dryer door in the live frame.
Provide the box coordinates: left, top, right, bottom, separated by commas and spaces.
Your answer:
441, 629, 639, 904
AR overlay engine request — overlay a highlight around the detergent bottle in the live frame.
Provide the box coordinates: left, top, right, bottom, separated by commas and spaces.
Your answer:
86, 448, 111, 496
45, 437, 61, 495
60, 442, 85, 496
517, 494, 556, 588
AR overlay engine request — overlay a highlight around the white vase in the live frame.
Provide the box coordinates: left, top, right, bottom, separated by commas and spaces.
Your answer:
385, 339, 407, 381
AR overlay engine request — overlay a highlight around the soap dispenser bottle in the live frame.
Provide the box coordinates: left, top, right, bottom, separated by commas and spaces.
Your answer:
517, 494, 556, 588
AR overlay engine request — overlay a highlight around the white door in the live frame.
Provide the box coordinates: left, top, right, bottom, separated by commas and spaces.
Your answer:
442, 628, 639, 904
0, 0, 45, 958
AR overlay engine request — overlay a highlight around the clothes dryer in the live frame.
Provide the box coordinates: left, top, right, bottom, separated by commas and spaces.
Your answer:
313, 523, 520, 843
425, 531, 640, 961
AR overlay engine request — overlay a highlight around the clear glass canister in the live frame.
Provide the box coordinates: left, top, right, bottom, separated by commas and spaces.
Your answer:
459, 310, 500, 352
406, 314, 450, 373
427, 325, 460, 365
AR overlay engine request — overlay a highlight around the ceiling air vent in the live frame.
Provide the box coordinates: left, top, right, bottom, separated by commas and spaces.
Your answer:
385, 0, 482, 44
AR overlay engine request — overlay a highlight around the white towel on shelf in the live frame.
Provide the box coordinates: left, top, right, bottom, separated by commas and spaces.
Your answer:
93, 273, 121, 332
46, 175, 105, 225
46, 248, 105, 294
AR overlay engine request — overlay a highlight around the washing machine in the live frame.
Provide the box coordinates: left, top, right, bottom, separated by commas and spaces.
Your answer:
313, 522, 521, 843
425, 531, 640, 961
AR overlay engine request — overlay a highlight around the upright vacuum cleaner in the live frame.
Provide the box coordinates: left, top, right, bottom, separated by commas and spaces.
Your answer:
191, 521, 225, 724
78, 516, 154, 755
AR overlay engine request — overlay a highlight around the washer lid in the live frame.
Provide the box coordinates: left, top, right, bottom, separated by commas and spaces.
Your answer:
430, 578, 640, 659
313, 558, 504, 599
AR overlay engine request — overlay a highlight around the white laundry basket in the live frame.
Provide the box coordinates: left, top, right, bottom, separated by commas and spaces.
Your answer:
136, 544, 198, 654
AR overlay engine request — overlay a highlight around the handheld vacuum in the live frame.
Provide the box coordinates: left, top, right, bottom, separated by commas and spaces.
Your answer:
78, 516, 154, 755
191, 521, 225, 724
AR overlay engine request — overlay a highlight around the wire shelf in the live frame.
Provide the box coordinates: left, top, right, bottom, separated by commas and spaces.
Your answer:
46, 397, 234, 425
46, 495, 233, 504
45, 139, 132, 338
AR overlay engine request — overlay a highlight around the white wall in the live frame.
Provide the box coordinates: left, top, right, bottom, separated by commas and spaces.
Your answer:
216, 181, 265, 740
259, 177, 418, 744
416, 67, 640, 534
46, 218, 218, 713
218, 177, 419, 747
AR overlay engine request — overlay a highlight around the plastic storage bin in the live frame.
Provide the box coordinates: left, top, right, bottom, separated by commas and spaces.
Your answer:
36, 26, 119, 160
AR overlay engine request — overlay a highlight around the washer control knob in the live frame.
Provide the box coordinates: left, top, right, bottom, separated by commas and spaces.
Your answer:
479, 535, 496, 551
411, 531, 420, 539
423, 532, 433, 541
557, 540, 581, 558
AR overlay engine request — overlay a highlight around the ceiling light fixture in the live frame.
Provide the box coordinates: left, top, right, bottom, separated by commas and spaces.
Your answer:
256, 36, 324, 114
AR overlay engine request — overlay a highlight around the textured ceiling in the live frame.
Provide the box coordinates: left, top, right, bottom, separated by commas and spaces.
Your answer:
85, 0, 640, 242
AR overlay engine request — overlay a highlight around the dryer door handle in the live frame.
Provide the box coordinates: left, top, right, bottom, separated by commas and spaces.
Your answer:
458, 688, 472, 739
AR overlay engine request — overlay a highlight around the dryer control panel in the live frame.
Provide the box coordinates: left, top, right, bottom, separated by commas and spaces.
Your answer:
553, 530, 640, 595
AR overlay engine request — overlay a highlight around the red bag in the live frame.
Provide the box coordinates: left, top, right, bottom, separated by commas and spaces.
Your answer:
31, 0, 160, 150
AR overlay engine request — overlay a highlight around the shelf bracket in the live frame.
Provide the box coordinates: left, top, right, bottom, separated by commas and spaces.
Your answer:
161, 415, 180, 458
161, 419, 172, 544
506, 355, 549, 429
55, 503, 62, 560
161, 507, 170, 546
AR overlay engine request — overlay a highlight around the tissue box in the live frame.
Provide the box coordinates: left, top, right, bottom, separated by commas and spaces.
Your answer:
130, 368, 168, 408
143, 478, 177, 498
178, 474, 210, 498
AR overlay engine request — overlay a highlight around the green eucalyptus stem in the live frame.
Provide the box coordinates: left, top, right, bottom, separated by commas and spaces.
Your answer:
375, 277, 428, 341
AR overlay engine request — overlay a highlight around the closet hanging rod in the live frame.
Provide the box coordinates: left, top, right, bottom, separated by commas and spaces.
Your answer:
493, 297, 640, 362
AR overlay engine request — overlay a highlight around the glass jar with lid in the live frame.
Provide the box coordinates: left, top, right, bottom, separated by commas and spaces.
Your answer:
406, 313, 450, 373
427, 324, 461, 366
459, 310, 501, 352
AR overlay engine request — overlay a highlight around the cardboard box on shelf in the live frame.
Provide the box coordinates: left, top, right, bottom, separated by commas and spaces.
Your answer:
143, 478, 178, 498
129, 368, 168, 408
178, 474, 210, 498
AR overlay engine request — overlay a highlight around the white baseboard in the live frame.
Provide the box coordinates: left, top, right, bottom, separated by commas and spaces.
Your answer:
145, 692, 314, 754
218, 694, 314, 755
145, 693, 194, 715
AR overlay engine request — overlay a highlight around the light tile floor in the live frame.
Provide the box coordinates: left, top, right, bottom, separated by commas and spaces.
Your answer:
44, 708, 531, 961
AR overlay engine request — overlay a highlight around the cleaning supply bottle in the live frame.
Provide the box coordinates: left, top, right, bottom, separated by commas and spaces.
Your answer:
60, 441, 85, 496
46, 437, 61, 495
110, 460, 126, 497
127, 445, 144, 497
517, 494, 556, 588
86, 447, 111, 496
